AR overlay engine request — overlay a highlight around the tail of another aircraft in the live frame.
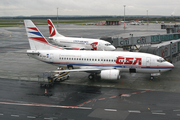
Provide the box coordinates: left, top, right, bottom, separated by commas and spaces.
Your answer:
24, 20, 64, 50
47, 19, 64, 37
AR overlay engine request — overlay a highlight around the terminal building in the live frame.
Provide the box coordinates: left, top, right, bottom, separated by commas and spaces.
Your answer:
96, 21, 121, 25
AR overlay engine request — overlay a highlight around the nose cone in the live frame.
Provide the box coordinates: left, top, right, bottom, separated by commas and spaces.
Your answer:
169, 62, 174, 69
108, 45, 116, 51
165, 61, 174, 70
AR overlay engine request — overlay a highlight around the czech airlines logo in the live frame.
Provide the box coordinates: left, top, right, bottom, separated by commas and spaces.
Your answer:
91, 42, 98, 50
116, 56, 142, 65
48, 20, 56, 37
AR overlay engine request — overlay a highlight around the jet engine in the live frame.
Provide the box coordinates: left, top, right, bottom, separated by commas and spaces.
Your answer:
100, 69, 120, 80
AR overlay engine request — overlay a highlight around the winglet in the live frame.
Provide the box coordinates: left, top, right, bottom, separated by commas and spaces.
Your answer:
48, 19, 64, 37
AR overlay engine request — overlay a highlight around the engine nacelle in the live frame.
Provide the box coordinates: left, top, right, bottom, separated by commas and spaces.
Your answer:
100, 69, 120, 80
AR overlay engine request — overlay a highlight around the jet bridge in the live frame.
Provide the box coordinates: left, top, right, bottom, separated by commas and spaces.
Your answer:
101, 32, 180, 63
161, 24, 180, 34
101, 33, 180, 48
139, 39, 180, 63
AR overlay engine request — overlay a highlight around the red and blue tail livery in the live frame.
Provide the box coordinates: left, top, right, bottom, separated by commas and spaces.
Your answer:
24, 20, 64, 50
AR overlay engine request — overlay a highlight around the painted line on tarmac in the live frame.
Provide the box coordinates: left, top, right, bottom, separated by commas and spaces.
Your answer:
11, 114, 19, 117
173, 109, 180, 111
0, 101, 92, 110
152, 112, 166, 115
27, 116, 36, 119
104, 109, 117, 112
0, 89, 180, 110
151, 110, 163, 113
44, 118, 53, 120
128, 110, 141, 113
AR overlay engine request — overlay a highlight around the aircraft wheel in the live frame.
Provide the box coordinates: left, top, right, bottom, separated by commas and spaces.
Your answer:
88, 74, 94, 80
150, 76, 154, 81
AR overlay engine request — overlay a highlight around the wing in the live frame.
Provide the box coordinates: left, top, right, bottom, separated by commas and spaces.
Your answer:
50, 66, 118, 73
61, 47, 85, 50
52, 68, 101, 73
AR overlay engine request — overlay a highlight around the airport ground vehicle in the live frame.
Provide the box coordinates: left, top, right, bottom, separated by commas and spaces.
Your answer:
38, 69, 70, 88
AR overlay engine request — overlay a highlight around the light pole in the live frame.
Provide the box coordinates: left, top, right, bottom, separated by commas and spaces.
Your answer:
124, 5, 126, 28
147, 9, 148, 25
57, 8, 58, 27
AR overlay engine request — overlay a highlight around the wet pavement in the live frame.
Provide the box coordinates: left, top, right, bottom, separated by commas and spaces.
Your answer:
0, 23, 180, 120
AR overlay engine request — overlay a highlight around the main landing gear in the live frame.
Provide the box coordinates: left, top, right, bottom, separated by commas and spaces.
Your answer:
88, 74, 94, 80
88, 73, 99, 81
150, 76, 154, 80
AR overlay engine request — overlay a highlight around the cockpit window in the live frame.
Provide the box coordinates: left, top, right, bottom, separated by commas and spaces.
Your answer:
157, 58, 166, 63
105, 44, 111, 46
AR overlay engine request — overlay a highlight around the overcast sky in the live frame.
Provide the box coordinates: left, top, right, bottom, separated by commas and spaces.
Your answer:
0, 0, 179, 16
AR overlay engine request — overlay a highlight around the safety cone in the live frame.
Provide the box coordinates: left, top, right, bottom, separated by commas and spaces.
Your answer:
121, 80, 123, 85
44, 89, 47, 95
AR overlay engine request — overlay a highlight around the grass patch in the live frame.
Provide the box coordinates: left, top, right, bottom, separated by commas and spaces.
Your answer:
0, 18, 122, 27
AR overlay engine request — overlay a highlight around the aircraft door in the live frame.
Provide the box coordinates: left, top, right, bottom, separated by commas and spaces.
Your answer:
146, 57, 151, 66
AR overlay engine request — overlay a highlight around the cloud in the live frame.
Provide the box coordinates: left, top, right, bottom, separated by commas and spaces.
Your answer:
0, 0, 180, 16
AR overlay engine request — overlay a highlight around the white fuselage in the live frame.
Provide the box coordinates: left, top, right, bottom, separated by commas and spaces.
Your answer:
27, 50, 174, 73
49, 37, 115, 51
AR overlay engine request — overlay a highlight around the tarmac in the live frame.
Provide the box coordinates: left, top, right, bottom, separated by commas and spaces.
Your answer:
0, 22, 180, 120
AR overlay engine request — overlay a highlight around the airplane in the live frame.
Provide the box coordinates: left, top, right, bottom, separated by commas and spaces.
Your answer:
47, 19, 116, 51
24, 20, 174, 80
